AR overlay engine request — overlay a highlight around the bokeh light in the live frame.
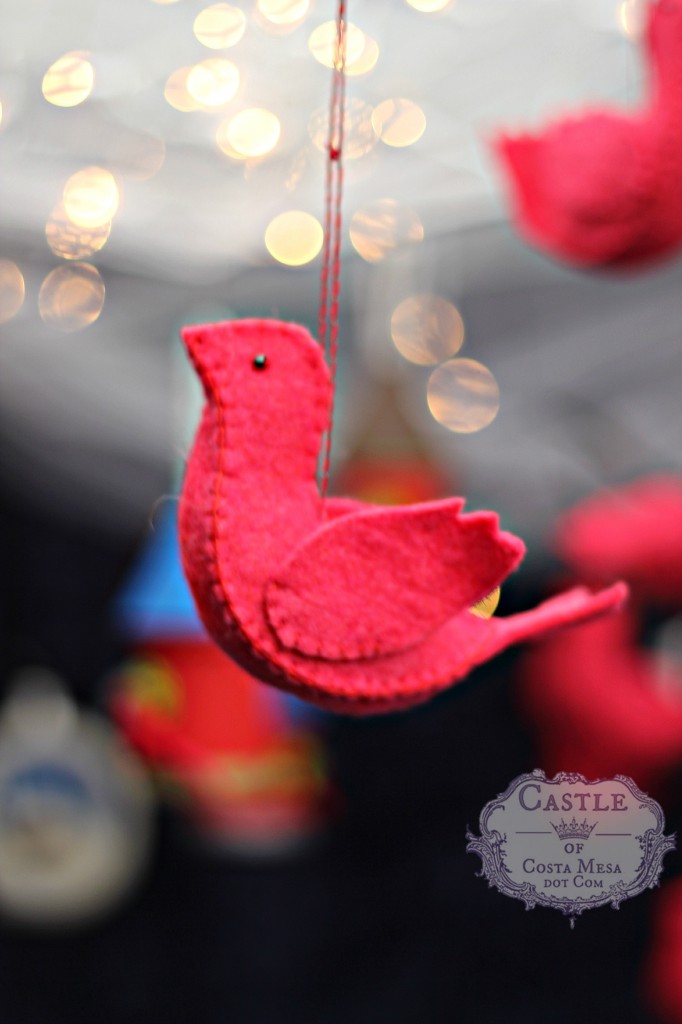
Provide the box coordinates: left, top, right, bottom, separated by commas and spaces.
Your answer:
164, 67, 202, 111
0, 260, 25, 324
405, 0, 453, 11
265, 211, 323, 266
256, 0, 311, 30
308, 21, 369, 70
470, 587, 501, 619
619, 0, 643, 38
46, 204, 111, 260
308, 98, 376, 160
427, 358, 500, 433
39, 263, 105, 331
187, 58, 240, 108
222, 108, 281, 158
63, 167, 119, 229
346, 35, 380, 77
42, 52, 94, 108
349, 199, 424, 263
372, 98, 426, 148
390, 295, 465, 365
216, 121, 247, 160
193, 4, 247, 48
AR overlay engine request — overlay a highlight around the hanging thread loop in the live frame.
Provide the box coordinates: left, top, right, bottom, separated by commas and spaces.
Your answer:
318, 0, 347, 503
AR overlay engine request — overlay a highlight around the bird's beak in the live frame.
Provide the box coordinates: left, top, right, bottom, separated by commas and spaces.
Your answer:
181, 323, 203, 359
180, 323, 215, 392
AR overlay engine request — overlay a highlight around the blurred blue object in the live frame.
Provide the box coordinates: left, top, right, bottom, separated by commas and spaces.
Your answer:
114, 503, 205, 641
114, 503, 325, 723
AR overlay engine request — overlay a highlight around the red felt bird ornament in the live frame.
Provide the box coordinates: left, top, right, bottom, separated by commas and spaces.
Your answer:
179, 319, 626, 715
494, 0, 682, 269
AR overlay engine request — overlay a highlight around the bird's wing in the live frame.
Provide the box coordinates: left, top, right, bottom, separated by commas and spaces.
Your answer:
265, 499, 525, 660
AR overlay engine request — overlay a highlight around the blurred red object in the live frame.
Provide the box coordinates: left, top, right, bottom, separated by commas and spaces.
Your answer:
643, 879, 682, 1023
519, 475, 682, 795
112, 639, 330, 853
335, 455, 450, 507
494, 0, 682, 270
520, 609, 682, 793
555, 475, 682, 606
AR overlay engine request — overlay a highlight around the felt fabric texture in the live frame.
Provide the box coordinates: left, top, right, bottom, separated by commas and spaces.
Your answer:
266, 500, 524, 659
493, 0, 682, 270
179, 318, 627, 715
554, 475, 682, 605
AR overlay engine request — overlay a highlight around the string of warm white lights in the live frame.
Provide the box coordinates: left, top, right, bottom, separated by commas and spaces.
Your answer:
2, 3, 436, 325
0, 0, 641, 433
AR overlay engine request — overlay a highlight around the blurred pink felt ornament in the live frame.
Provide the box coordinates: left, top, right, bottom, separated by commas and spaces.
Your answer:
520, 474, 682, 794
494, 0, 682, 269
178, 318, 626, 715
555, 475, 682, 604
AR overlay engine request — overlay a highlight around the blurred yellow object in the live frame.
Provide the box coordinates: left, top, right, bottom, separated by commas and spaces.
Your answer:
470, 587, 501, 619
391, 295, 465, 365
257, 0, 311, 27
39, 263, 105, 332
187, 58, 240, 108
265, 211, 323, 266
372, 98, 426, 147
406, 0, 453, 11
63, 167, 119, 229
164, 67, 202, 111
224, 108, 281, 157
427, 358, 500, 433
349, 199, 424, 263
46, 204, 111, 260
42, 52, 94, 108
0, 260, 25, 324
308, 21, 371, 70
193, 4, 247, 48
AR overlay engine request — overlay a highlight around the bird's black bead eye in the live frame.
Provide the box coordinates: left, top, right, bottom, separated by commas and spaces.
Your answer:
253, 354, 268, 370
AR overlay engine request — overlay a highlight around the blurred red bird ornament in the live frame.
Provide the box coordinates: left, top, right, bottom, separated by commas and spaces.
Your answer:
519, 610, 682, 795
519, 474, 682, 793
555, 475, 682, 605
178, 318, 626, 715
494, 0, 682, 269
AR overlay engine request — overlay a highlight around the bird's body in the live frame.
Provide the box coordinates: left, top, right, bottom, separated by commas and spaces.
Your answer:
180, 319, 625, 715
495, 0, 682, 270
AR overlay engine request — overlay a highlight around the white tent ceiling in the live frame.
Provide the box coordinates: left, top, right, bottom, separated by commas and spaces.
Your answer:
3, 0, 679, 547
1, 0, 643, 280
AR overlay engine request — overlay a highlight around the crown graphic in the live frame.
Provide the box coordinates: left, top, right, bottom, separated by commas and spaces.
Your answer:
551, 817, 596, 841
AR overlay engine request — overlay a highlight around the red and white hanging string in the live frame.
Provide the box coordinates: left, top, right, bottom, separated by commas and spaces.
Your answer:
318, 0, 347, 502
